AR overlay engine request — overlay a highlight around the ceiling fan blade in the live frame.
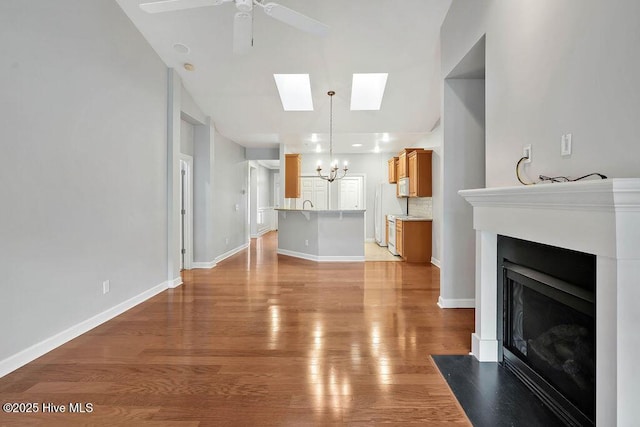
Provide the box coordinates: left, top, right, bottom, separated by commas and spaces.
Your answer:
139, 0, 226, 14
233, 11, 253, 55
261, 2, 329, 37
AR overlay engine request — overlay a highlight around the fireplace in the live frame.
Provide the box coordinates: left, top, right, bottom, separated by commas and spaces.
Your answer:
498, 236, 595, 426
458, 178, 640, 426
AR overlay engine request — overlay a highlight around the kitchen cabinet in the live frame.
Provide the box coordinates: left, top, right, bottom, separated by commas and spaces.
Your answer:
285, 154, 301, 198
408, 150, 432, 197
388, 157, 398, 183
398, 151, 408, 179
396, 219, 432, 263
397, 148, 423, 179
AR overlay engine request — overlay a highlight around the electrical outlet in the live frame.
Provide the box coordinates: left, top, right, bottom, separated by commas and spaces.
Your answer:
305, 239, 309, 246
225, 237, 229, 245
523, 145, 532, 163
561, 133, 572, 156
102, 280, 110, 294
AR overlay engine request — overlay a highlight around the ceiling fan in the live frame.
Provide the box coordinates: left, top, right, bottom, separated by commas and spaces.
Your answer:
139, 0, 329, 55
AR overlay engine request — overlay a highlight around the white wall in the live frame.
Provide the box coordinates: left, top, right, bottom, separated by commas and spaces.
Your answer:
0, 0, 167, 362
443, 0, 640, 187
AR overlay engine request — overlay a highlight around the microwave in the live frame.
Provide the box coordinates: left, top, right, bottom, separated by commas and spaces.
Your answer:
398, 177, 409, 197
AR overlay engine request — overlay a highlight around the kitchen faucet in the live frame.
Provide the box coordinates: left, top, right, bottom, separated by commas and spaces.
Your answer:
303, 199, 314, 209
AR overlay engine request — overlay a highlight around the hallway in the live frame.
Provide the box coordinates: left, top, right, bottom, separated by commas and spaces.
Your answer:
0, 232, 473, 425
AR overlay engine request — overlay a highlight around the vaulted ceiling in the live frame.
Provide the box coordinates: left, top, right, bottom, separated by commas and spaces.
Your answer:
116, 0, 452, 154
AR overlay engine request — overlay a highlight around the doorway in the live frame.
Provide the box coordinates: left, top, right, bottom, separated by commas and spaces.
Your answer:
338, 176, 364, 209
179, 155, 193, 270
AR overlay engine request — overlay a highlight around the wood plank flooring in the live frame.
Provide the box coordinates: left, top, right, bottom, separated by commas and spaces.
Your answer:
0, 232, 474, 426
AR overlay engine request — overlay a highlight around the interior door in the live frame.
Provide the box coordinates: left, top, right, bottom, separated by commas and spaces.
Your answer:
339, 176, 363, 209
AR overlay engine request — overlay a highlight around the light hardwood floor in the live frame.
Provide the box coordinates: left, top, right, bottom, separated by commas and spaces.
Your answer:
0, 232, 473, 426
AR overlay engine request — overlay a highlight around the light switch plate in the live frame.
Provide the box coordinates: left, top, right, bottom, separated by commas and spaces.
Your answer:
561, 133, 572, 156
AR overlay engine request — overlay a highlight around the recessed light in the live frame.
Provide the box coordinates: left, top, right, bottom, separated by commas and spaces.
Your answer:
273, 74, 314, 111
350, 73, 388, 110
352, 144, 363, 147
183, 63, 195, 71
173, 43, 190, 54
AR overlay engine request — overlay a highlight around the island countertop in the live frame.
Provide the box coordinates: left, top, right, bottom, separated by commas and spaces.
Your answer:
275, 208, 366, 213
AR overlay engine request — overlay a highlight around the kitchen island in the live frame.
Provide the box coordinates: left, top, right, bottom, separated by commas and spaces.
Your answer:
275, 209, 365, 262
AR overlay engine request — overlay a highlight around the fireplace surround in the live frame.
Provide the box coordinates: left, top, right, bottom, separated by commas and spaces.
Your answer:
459, 179, 640, 426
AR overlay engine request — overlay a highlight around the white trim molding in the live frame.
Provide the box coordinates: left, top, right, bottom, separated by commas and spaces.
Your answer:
168, 276, 183, 288
0, 280, 169, 378
459, 178, 640, 427
277, 249, 365, 262
192, 260, 217, 269
430, 257, 441, 268
437, 296, 474, 308
215, 243, 250, 264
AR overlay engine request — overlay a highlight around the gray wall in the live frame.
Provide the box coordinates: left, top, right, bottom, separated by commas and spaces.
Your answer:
0, 0, 167, 360
180, 119, 194, 156
443, 0, 640, 187
441, 79, 485, 302
213, 132, 249, 256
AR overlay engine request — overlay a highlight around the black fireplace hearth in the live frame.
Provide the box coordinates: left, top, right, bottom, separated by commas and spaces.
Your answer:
498, 236, 596, 427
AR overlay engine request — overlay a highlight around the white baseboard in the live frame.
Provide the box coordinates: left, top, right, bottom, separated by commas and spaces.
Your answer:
430, 257, 441, 268
277, 249, 364, 262
250, 228, 271, 239
437, 295, 475, 309
168, 276, 182, 288
0, 280, 169, 378
215, 243, 250, 263
364, 238, 376, 243
192, 260, 216, 269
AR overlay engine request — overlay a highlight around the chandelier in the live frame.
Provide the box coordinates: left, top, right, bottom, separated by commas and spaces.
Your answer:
317, 91, 348, 182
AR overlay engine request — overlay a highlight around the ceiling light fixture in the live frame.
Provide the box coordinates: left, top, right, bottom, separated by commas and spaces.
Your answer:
350, 73, 388, 110
183, 63, 195, 71
352, 143, 362, 147
317, 91, 347, 183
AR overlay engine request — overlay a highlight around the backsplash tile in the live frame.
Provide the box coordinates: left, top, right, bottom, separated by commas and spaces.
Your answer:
408, 197, 433, 218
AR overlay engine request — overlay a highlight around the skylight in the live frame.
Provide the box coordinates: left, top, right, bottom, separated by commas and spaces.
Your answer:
273, 74, 314, 111
350, 73, 388, 111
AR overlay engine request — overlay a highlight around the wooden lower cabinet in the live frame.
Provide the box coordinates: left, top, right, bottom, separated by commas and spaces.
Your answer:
396, 220, 432, 263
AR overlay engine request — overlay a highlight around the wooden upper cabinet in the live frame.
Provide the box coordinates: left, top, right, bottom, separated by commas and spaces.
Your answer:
388, 157, 399, 183
408, 150, 432, 197
397, 148, 423, 179
398, 151, 408, 178
285, 154, 301, 198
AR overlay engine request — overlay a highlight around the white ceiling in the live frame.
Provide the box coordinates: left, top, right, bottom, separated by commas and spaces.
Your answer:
116, 0, 452, 154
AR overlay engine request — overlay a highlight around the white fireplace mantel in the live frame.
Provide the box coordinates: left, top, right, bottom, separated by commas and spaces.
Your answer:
459, 178, 640, 427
